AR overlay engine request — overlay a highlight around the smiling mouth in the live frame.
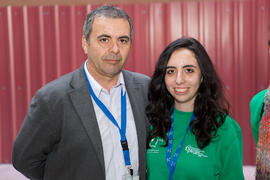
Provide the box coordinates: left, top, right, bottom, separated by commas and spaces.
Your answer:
174, 88, 188, 94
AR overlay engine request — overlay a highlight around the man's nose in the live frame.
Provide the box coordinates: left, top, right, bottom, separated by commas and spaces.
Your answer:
110, 41, 120, 54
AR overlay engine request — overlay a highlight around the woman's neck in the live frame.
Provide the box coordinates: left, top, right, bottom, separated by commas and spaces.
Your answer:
174, 102, 194, 112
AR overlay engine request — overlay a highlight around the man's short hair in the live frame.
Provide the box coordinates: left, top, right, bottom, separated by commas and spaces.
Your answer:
83, 5, 133, 43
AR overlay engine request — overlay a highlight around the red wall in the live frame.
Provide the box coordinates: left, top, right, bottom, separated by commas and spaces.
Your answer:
0, 0, 269, 165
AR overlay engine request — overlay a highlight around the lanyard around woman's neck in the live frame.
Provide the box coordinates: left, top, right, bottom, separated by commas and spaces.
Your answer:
166, 108, 195, 180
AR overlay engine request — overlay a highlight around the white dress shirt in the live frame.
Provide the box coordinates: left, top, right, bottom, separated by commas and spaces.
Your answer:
84, 62, 139, 180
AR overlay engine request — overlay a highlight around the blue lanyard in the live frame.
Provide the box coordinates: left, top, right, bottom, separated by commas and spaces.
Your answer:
83, 62, 133, 175
166, 109, 195, 180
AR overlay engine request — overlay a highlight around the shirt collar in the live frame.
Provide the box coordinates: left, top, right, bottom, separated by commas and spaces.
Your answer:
84, 60, 125, 97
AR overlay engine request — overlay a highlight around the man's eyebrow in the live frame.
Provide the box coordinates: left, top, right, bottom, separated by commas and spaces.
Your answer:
97, 34, 111, 39
119, 36, 130, 40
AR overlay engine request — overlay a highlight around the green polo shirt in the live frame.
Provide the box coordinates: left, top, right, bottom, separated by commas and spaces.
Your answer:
146, 108, 244, 180
250, 89, 267, 145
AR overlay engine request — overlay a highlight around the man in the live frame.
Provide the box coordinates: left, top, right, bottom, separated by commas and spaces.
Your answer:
12, 5, 150, 180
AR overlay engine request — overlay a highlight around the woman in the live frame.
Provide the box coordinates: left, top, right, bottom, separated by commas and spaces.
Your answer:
250, 86, 270, 179
250, 86, 269, 145
146, 37, 244, 180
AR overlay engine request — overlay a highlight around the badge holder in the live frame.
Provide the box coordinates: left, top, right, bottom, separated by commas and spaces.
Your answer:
122, 170, 139, 180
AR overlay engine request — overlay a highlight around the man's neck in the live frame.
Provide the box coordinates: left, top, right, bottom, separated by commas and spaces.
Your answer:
86, 63, 120, 92
96, 74, 120, 92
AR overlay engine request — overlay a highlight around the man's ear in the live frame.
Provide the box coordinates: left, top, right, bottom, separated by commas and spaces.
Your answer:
82, 36, 88, 54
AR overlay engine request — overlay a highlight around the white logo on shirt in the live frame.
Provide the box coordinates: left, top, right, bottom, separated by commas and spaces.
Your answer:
149, 138, 164, 148
147, 138, 165, 153
185, 145, 208, 158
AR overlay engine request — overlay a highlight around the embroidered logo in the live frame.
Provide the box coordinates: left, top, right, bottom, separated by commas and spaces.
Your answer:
185, 145, 208, 158
147, 138, 165, 153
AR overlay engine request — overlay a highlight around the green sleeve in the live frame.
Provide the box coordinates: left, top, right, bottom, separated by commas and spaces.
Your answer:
219, 116, 244, 180
250, 89, 267, 145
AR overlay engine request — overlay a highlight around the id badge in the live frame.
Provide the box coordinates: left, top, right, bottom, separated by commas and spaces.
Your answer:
122, 170, 139, 180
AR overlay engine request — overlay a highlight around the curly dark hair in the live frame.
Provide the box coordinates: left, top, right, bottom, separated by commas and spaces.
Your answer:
146, 37, 230, 149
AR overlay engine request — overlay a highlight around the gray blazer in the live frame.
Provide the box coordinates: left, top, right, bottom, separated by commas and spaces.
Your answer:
12, 65, 150, 180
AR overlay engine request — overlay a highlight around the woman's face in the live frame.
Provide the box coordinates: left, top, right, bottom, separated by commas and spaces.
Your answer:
165, 48, 202, 112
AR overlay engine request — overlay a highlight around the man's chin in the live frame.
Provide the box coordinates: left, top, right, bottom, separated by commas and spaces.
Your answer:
102, 69, 122, 78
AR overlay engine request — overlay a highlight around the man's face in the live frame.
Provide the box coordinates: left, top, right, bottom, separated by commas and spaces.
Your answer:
82, 16, 131, 79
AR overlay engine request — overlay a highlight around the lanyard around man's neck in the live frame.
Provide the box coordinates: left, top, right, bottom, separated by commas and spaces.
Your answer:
83, 62, 133, 175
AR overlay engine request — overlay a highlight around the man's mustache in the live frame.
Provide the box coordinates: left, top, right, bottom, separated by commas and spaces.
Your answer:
102, 54, 122, 61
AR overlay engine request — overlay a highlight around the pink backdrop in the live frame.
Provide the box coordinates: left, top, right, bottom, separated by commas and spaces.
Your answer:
0, 0, 270, 165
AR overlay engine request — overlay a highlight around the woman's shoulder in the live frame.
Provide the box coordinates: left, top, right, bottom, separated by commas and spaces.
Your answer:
249, 89, 267, 139
216, 115, 242, 141
209, 115, 243, 152
250, 89, 267, 108
250, 89, 267, 123
222, 115, 241, 130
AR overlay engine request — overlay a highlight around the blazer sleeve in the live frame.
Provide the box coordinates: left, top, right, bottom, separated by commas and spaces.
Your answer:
12, 89, 60, 179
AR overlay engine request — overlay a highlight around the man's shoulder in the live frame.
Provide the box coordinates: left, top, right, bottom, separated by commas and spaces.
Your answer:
37, 67, 82, 98
122, 70, 150, 83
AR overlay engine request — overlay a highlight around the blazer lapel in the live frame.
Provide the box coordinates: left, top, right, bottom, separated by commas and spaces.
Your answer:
125, 82, 146, 138
123, 70, 147, 174
69, 67, 105, 171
